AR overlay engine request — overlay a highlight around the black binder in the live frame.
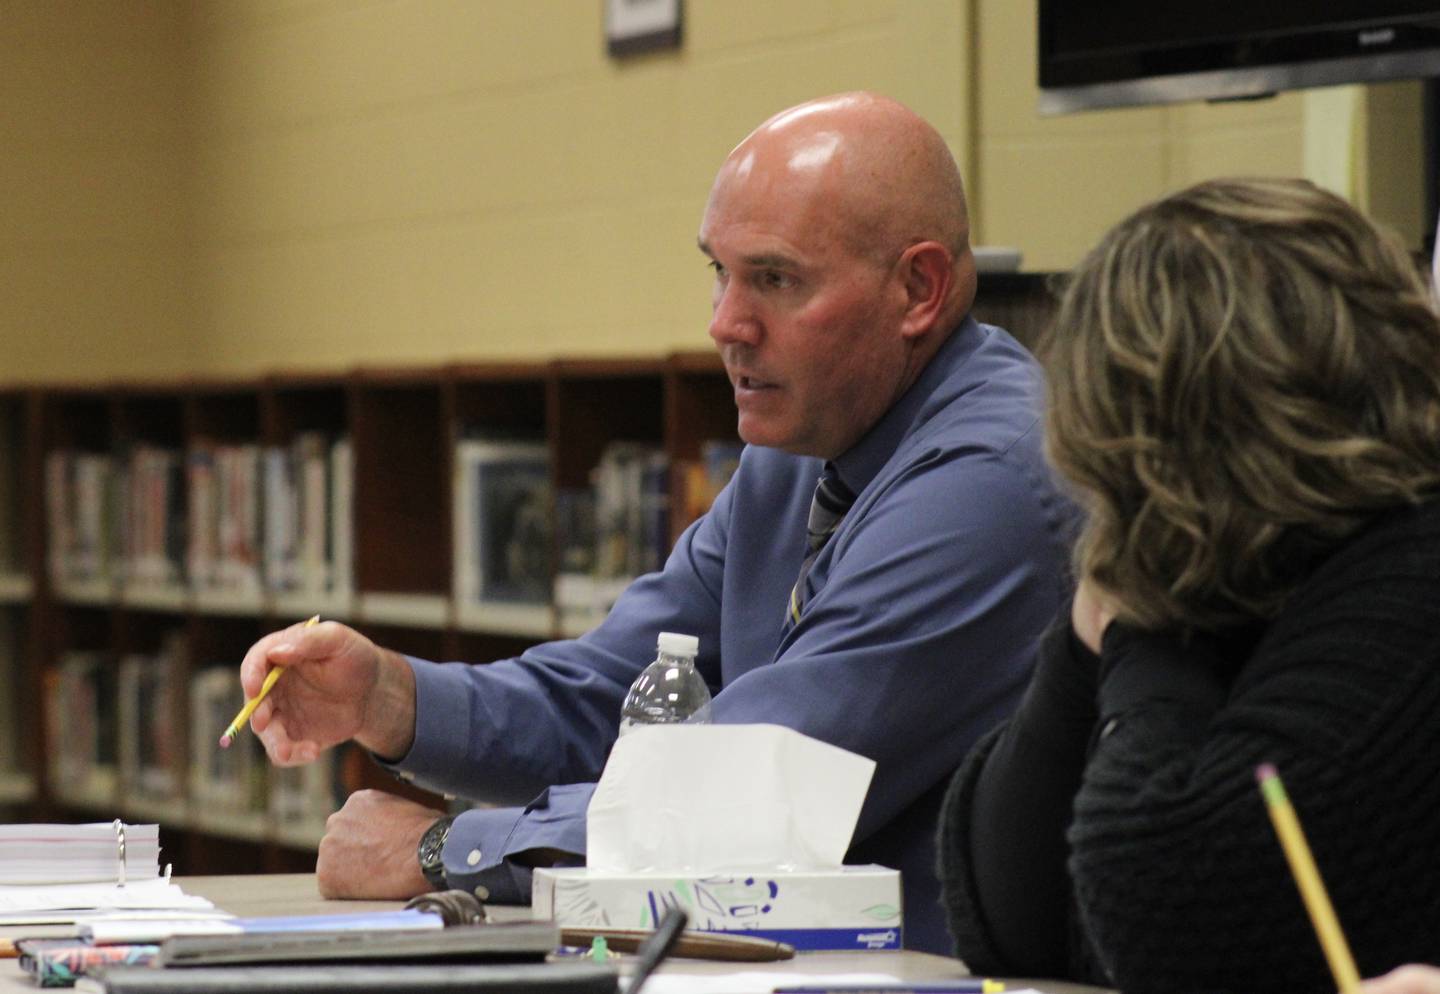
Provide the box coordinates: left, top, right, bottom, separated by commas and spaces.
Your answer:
157, 921, 558, 967
76, 961, 618, 994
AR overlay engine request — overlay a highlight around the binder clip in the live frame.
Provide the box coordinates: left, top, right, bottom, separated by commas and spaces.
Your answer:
113, 819, 126, 888
404, 889, 489, 925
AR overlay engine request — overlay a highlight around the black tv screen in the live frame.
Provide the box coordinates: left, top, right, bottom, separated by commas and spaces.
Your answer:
1038, 1, 1440, 114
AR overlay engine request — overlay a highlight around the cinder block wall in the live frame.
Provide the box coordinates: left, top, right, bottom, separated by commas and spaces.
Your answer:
0, 1, 1421, 381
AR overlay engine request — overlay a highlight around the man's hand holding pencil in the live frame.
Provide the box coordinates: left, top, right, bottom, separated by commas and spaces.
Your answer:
235, 617, 419, 765
235, 616, 446, 902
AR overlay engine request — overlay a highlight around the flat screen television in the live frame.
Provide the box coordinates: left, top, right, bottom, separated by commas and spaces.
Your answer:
1038, 2, 1440, 114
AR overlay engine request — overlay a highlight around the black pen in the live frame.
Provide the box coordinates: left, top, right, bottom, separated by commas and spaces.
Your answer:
626, 908, 688, 994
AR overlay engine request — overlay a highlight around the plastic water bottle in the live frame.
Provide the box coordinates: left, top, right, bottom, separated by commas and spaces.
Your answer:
618, 632, 713, 735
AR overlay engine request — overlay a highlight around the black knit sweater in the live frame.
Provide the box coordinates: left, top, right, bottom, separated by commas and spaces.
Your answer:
938, 500, 1440, 994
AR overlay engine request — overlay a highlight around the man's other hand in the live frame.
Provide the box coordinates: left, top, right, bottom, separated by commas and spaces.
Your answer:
316, 789, 442, 899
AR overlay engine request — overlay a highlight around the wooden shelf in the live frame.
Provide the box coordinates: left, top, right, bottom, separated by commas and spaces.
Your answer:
0, 341, 811, 872
56, 579, 118, 606
52, 769, 120, 811
270, 591, 355, 623
188, 806, 272, 844
194, 590, 269, 617
121, 583, 192, 613
0, 573, 31, 604
0, 770, 34, 805
356, 591, 451, 628
122, 796, 191, 829
273, 819, 328, 851
0, 290, 1057, 871
455, 602, 555, 639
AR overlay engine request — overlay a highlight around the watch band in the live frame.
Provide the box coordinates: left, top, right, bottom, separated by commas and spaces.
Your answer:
417, 815, 455, 891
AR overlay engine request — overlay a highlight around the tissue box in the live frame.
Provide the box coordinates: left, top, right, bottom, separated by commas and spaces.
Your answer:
532, 864, 902, 951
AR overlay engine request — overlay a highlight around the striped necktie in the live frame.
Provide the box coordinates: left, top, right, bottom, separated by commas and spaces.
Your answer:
787, 469, 856, 627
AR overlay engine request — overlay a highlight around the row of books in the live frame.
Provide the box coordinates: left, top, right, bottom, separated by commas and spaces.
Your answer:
45, 645, 341, 846
190, 667, 340, 843
45, 434, 354, 604
43, 432, 742, 634
454, 437, 744, 634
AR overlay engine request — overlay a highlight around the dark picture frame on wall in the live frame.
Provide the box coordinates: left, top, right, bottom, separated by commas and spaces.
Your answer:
606, 0, 683, 57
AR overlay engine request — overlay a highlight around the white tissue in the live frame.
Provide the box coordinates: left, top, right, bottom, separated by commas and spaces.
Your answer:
586, 723, 875, 873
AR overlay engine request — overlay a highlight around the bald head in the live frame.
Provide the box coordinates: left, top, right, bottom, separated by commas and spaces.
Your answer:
712, 92, 975, 320
698, 94, 981, 458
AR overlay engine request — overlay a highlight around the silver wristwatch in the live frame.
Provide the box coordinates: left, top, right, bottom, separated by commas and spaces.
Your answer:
417, 815, 455, 891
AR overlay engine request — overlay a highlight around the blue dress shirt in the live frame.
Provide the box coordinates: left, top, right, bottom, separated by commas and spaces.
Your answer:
382, 316, 1076, 953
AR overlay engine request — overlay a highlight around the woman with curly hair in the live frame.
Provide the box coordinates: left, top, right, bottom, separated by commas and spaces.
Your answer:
938, 178, 1440, 994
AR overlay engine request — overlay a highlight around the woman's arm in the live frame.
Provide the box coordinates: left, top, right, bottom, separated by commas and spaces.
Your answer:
1070, 585, 1440, 994
938, 616, 1100, 978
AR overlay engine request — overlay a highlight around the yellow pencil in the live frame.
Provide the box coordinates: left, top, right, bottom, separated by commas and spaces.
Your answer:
1255, 762, 1361, 994
219, 615, 320, 749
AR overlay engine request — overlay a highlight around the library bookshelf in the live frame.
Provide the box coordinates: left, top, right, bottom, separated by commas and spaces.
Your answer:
0, 353, 746, 875
0, 275, 1059, 877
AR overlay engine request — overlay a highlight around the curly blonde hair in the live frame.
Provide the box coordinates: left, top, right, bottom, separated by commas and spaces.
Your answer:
1043, 177, 1440, 632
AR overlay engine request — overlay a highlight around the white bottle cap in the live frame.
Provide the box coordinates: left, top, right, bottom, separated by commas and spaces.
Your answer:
656, 632, 699, 657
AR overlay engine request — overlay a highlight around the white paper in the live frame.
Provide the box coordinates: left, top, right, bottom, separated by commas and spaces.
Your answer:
0, 822, 161, 884
83, 916, 243, 943
587, 724, 875, 873
0, 876, 216, 924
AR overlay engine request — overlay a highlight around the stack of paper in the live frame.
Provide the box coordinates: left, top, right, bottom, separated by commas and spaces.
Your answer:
0, 823, 160, 884
0, 823, 217, 926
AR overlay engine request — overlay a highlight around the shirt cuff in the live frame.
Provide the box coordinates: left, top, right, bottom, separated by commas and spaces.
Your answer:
371, 655, 474, 788
439, 784, 591, 904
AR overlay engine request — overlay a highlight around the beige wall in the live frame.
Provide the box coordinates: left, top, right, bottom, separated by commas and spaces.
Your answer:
184, 0, 970, 375
0, 1, 1425, 382
974, 1, 1424, 271
0, 3, 197, 381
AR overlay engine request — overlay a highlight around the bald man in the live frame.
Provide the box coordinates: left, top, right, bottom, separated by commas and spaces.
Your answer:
236, 93, 1074, 953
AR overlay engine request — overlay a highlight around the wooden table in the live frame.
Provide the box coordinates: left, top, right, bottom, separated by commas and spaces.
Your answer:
0, 875, 1110, 993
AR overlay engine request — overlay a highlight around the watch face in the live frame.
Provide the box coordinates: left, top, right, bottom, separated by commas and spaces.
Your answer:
419, 817, 451, 875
